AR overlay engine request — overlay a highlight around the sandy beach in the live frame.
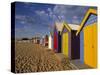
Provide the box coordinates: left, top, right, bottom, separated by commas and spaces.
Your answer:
15, 42, 76, 73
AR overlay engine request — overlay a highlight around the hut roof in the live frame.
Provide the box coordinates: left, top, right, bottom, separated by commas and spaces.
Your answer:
68, 24, 80, 30
61, 22, 80, 33
56, 22, 80, 34
76, 8, 97, 36
55, 22, 64, 32
49, 31, 53, 37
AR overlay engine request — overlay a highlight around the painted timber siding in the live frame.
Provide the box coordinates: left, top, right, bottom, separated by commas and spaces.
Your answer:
62, 32, 69, 57
68, 32, 71, 59
49, 34, 53, 49
61, 24, 80, 59
49, 35, 52, 49
53, 23, 63, 53
84, 23, 97, 68
54, 29, 58, 52
58, 32, 62, 53
62, 26, 71, 58
76, 9, 97, 68
45, 35, 48, 46
71, 30, 80, 59
80, 31, 84, 63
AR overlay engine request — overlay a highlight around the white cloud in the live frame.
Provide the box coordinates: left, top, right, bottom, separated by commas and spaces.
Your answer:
47, 8, 52, 12
16, 15, 36, 25
35, 10, 48, 17
35, 5, 89, 24
47, 5, 69, 22
53, 5, 67, 15
35, 6, 69, 22
15, 15, 26, 20
20, 21, 26, 24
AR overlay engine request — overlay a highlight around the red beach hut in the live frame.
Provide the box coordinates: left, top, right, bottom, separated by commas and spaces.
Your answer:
53, 22, 63, 53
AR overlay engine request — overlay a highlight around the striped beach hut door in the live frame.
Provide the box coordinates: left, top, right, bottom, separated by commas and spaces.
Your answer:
62, 32, 68, 57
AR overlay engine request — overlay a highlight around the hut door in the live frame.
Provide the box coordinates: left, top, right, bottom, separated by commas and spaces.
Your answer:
84, 23, 97, 68
62, 33, 68, 57
54, 32, 57, 51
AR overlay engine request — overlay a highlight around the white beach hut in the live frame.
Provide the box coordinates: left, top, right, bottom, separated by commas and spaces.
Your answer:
48, 32, 53, 49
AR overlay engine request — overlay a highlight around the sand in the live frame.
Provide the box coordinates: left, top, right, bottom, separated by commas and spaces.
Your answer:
15, 42, 76, 73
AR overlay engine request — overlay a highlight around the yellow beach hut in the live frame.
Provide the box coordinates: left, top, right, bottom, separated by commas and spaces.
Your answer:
61, 22, 80, 59
76, 8, 97, 68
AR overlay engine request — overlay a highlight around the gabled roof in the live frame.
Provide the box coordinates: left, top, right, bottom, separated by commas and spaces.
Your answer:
55, 22, 72, 34
76, 8, 97, 36
55, 22, 80, 34
68, 24, 80, 30
48, 31, 53, 37
55, 22, 64, 32
62, 22, 71, 32
61, 22, 80, 33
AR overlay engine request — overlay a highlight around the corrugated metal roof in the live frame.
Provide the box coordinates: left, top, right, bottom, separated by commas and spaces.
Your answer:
68, 24, 80, 30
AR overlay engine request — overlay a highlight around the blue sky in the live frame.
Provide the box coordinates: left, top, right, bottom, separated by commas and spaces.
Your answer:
15, 2, 97, 39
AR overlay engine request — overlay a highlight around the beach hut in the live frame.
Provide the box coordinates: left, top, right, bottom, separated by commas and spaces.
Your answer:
53, 22, 63, 53
48, 32, 53, 49
33, 37, 40, 44
42, 36, 45, 46
44, 35, 48, 46
32, 37, 36, 43
40, 38, 42, 45
61, 22, 80, 59
39, 36, 44, 45
76, 8, 97, 68
32, 37, 37, 44
36, 37, 40, 44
